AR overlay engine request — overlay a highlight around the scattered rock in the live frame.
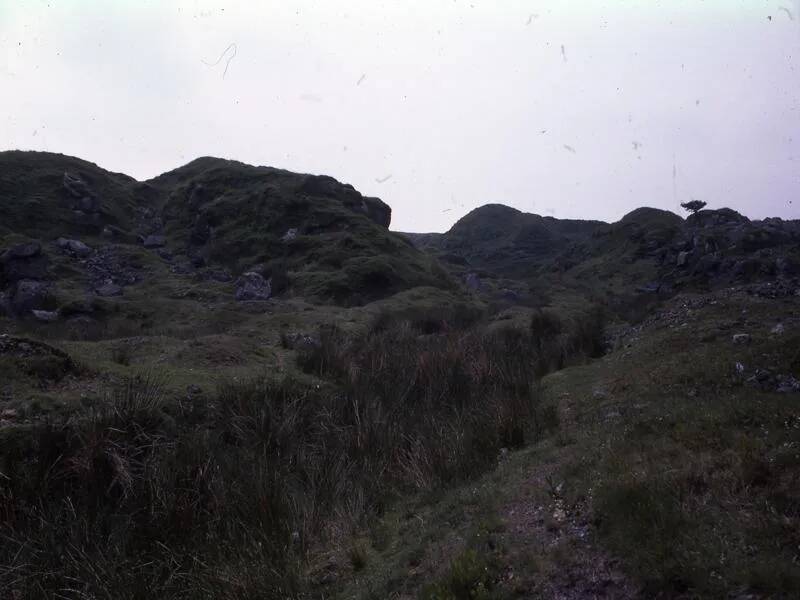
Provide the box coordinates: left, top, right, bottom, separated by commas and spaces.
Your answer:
234, 272, 271, 301
0, 333, 76, 373
281, 332, 320, 351
143, 234, 166, 248
56, 237, 92, 257
732, 333, 751, 345
776, 376, 800, 394
85, 246, 139, 290
95, 281, 123, 297
500, 288, 520, 302
63, 172, 99, 212
465, 272, 481, 291
186, 384, 203, 399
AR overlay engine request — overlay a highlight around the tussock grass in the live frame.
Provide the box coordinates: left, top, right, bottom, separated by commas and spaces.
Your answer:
0, 307, 605, 598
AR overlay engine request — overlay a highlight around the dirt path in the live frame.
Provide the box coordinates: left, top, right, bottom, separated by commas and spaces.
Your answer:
497, 456, 636, 598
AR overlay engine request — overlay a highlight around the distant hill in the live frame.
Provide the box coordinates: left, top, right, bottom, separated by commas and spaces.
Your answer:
401, 202, 800, 314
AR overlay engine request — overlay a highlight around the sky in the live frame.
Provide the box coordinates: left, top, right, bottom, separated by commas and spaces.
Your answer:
1, 0, 799, 232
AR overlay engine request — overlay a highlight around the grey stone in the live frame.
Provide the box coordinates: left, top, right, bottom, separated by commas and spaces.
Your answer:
56, 238, 92, 257
63, 172, 92, 198
776, 256, 799, 277
77, 196, 99, 212
282, 228, 298, 242
32, 309, 58, 322
157, 248, 173, 261
500, 288, 520, 302
732, 333, 751, 345
776, 376, 800, 394
771, 323, 785, 335
95, 282, 123, 297
234, 272, 271, 301
2, 242, 41, 260
676, 251, 690, 267
1, 243, 49, 283
143, 235, 166, 248
10, 280, 49, 314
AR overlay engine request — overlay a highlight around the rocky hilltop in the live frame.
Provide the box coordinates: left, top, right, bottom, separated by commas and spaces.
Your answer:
403, 203, 800, 313
0, 151, 453, 322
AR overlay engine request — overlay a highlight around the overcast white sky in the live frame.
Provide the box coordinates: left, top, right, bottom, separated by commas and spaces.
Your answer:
2, 1, 799, 231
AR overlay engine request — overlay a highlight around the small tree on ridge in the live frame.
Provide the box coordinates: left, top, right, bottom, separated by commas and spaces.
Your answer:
681, 200, 707, 214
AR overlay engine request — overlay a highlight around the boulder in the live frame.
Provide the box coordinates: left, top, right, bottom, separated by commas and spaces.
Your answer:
234, 272, 271, 301
10, 280, 49, 314
2, 242, 41, 260
732, 333, 751, 345
676, 251, 690, 267
500, 288, 520, 302
464, 272, 481, 291
143, 234, 166, 248
776, 375, 800, 394
157, 248, 173, 261
360, 197, 392, 228
77, 195, 99, 212
776, 256, 799, 277
56, 238, 92, 258
282, 228, 298, 242
32, 309, 58, 322
1, 242, 48, 283
95, 282, 123, 297
63, 172, 92, 198
63, 172, 99, 213
687, 208, 749, 228
692, 254, 720, 276
732, 259, 761, 280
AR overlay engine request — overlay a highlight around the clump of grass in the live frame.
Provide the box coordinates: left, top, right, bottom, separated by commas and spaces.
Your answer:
348, 541, 369, 572
592, 386, 800, 597
111, 343, 132, 365
421, 549, 496, 600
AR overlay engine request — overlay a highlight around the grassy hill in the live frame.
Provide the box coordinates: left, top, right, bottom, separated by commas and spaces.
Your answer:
1, 151, 798, 599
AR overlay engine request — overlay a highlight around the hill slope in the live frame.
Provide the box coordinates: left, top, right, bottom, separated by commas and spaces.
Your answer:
0, 151, 454, 309
1, 151, 799, 599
